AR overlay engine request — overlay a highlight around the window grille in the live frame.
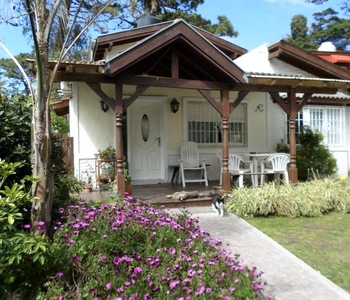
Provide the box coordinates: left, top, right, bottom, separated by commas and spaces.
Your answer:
187, 101, 247, 146
287, 106, 344, 146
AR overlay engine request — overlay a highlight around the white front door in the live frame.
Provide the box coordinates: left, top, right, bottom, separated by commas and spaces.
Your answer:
129, 98, 163, 182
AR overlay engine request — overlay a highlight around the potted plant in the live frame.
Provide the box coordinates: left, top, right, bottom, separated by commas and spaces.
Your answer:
84, 175, 93, 192
98, 145, 116, 160
83, 165, 94, 192
123, 156, 132, 195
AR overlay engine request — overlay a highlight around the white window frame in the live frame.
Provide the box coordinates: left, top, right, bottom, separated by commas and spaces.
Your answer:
288, 105, 345, 146
183, 98, 248, 147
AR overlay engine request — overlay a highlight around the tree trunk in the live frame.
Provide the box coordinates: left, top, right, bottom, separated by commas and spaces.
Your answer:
30, 19, 54, 236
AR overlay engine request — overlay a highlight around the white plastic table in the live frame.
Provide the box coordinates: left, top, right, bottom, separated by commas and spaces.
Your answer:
245, 153, 276, 187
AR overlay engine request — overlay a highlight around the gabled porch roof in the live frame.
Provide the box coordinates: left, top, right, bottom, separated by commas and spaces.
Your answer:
93, 20, 247, 61
103, 19, 248, 84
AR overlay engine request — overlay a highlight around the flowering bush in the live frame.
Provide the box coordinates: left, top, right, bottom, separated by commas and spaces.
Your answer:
39, 200, 267, 299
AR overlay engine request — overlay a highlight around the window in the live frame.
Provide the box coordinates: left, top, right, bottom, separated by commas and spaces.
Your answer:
187, 100, 247, 146
287, 106, 344, 146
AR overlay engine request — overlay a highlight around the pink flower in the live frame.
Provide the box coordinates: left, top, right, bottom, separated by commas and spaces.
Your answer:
169, 280, 180, 290
71, 255, 79, 263
56, 272, 63, 278
106, 282, 111, 289
117, 213, 125, 225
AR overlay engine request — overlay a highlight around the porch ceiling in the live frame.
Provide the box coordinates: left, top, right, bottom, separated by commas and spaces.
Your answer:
103, 19, 247, 84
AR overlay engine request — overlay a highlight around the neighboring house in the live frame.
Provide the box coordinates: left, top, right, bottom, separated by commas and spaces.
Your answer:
50, 17, 350, 191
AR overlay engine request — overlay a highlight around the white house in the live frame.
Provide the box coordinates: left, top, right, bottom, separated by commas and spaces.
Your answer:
53, 18, 350, 190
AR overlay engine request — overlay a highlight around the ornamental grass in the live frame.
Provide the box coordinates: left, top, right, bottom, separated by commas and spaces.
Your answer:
226, 178, 350, 218
36, 199, 267, 299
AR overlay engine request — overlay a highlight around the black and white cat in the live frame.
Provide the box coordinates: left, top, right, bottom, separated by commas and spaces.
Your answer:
211, 193, 224, 217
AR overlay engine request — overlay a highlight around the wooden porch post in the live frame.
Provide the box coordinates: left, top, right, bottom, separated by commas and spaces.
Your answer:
115, 79, 125, 194
221, 87, 231, 192
288, 89, 298, 184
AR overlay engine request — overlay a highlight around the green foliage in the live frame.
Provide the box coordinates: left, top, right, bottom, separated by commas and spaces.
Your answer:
275, 139, 289, 153
286, 7, 350, 51
52, 173, 84, 222
0, 94, 32, 182
310, 8, 350, 51
297, 126, 337, 181
98, 145, 116, 159
286, 14, 318, 50
51, 111, 69, 134
123, 157, 131, 182
0, 160, 65, 299
225, 178, 350, 218
0, 161, 34, 232
0, 53, 34, 96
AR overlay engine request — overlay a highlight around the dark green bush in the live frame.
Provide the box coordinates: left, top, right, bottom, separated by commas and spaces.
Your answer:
296, 126, 337, 181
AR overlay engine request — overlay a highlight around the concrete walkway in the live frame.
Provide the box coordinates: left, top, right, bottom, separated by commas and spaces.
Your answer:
171, 207, 350, 300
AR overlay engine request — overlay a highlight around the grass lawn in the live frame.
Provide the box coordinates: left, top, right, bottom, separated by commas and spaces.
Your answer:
245, 212, 350, 293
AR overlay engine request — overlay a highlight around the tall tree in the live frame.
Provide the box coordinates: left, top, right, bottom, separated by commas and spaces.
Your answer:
286, 8, 350, 51
305, 0, 350, 15
286, 14, 317, 50
309, 8, 350, 51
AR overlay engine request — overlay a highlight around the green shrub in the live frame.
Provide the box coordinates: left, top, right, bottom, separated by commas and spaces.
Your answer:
0, 160, 59, 299
0, 95, 32, 183
296, 126, 337, 181
225, 179, 350, 218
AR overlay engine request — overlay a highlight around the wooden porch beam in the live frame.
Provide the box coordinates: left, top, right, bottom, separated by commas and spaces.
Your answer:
247, 77, 350, 89
198, 90, 222, 115
269, 92, 290, 115
56, 72, 115, 83
297, 93, 313, 111
231, 83, 337, 94
120, 75, 223, 90
230, 91, 249, 113
123, 85, 149, 110
86, 82, 115, 110
146, 47, 172, 75
171, 48, 179, 79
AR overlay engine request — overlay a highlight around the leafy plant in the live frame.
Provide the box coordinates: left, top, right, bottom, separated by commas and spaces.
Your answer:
0, 160, 58, 298
123, 156, 131, 182
0, 94, 32, 183
275, 139, 289, 153
225, 178, 350, 218
98, 145, 116, 159
296, 126, 337, 181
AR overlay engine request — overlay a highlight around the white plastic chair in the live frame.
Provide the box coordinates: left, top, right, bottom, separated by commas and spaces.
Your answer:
179, 142, 208, 187
260, 153, 290, 185
228, 154, 254, 188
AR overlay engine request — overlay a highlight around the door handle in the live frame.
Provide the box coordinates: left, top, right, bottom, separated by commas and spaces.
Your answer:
156, 137, 161, 146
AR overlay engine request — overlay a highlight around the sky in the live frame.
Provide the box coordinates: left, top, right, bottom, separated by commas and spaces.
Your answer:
0, 0, 346, 59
